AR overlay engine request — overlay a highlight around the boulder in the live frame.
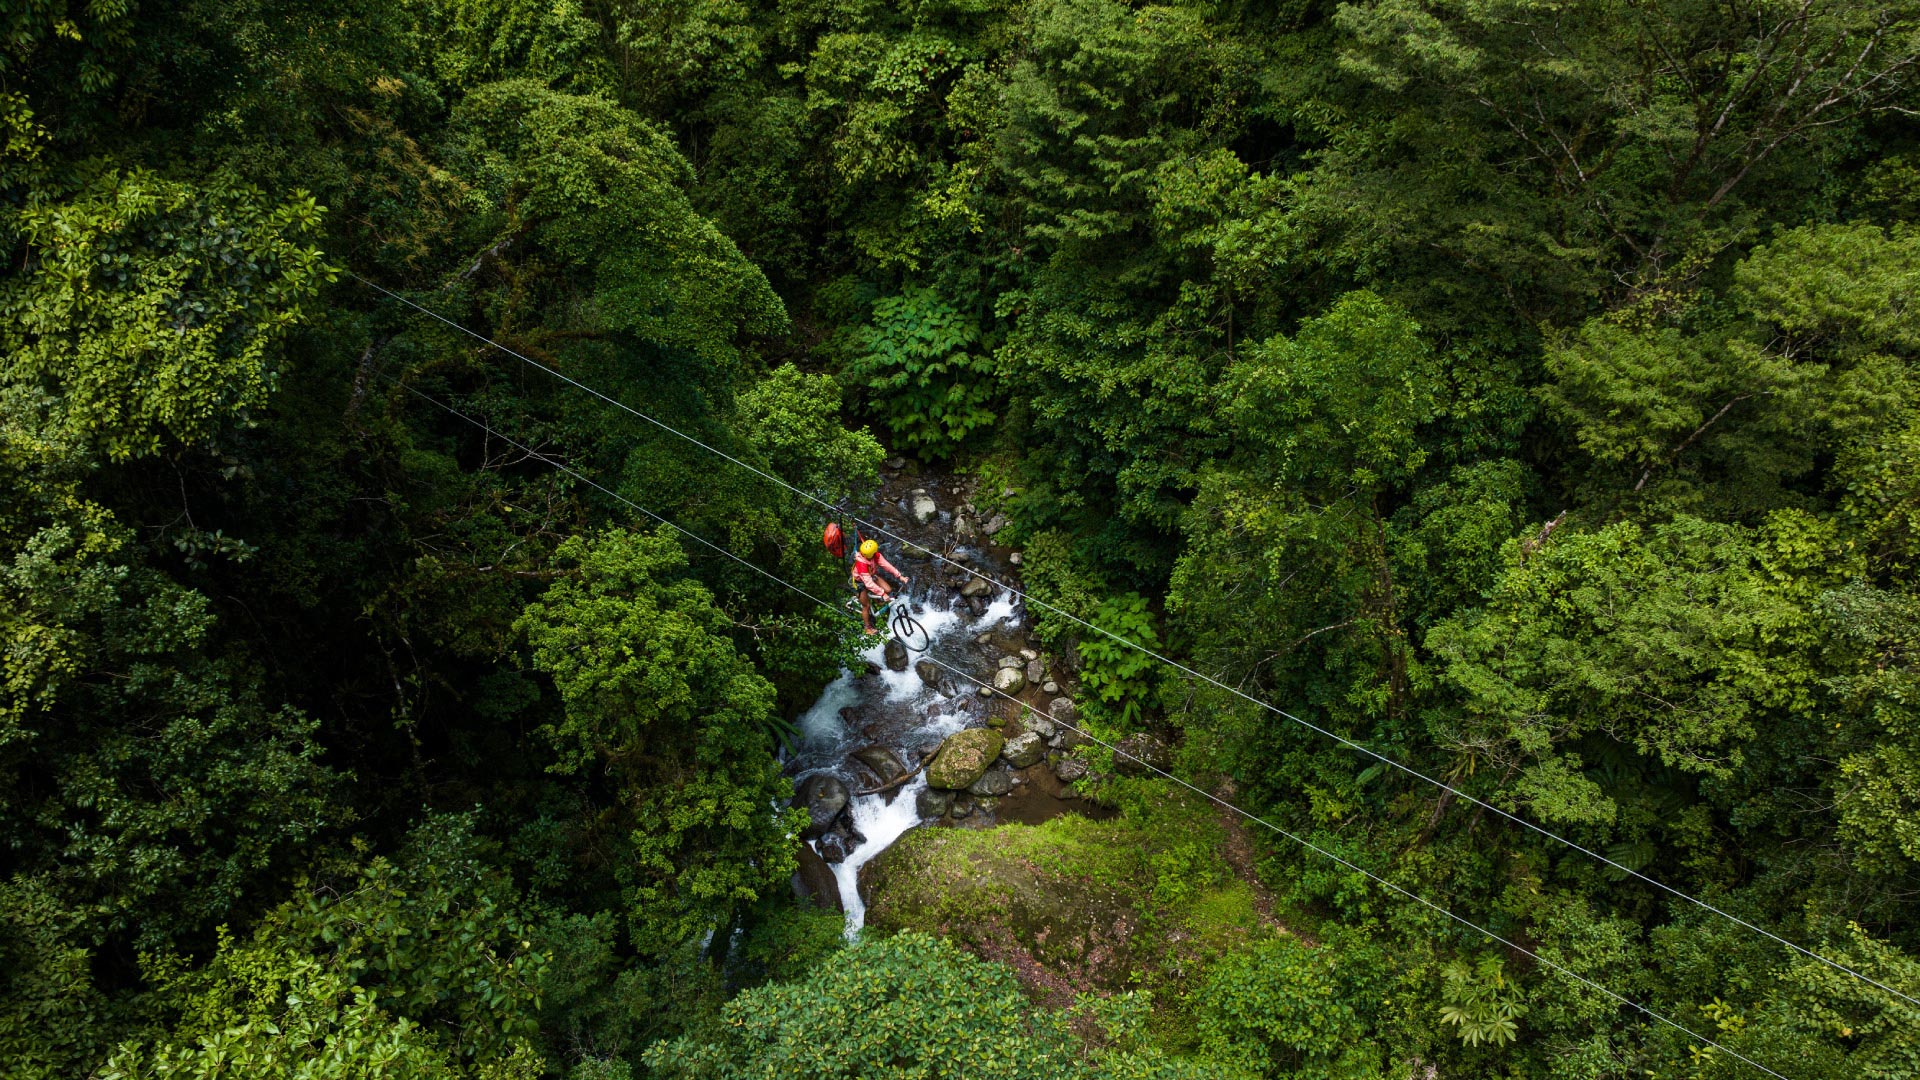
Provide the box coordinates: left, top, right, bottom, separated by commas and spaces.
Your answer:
1009, 551, 1023, 566
793, 843, 842, 911
1053, 755, 1091, 783
1048, 696, 1079, 726
852, 744, 909, 786
910, 492, 939, 524
1025, 659, 1045, 684
1001, 732, 1046, 769
916, 787, 954, 819
885, 457, 906, 471
926, 728, 1005, 790
1042, 680, 1059, 694
992, 666, 1027, 694
982, 513, 1009, 536
968, 764, 1014, 797
884, 637, 909, 671
1019, 648, 1038, 660
960, 576, 993, 599
1019, 712, 1057, 741
950, 794, 976, 819
1114, 733, 1172, 777
954, 515, 978, 541
997, 655, 1023, 670
974, 631, 994, 645
914, 659, 941, 685
794, 774, 849, 839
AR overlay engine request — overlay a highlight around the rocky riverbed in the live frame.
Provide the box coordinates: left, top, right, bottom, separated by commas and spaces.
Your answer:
782, 463, 1109, 933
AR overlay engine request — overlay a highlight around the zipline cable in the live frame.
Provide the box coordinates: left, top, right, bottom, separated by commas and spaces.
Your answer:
384, 373, 1798, 1080
351, 271, 1920, 1012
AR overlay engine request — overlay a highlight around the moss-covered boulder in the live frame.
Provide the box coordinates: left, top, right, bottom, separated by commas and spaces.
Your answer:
926, 728, 1003, 789
861, 790, 1277, 1004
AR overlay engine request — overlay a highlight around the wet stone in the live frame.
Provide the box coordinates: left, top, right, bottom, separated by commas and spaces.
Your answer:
916, 787, 954, 819
793, 843, 842, 912
852, 744, 908, 785
794, 774, 848, 840
884, 638, 909, 671
1042, 680, 1059, 694
915, 659, 941, 685
1025, 659, 1045, 685
992, 667, 1026, 694
960, 577, 993, 598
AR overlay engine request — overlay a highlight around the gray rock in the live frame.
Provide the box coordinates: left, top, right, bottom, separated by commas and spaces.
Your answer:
1042, 680, 1059, 694
884, 637, 909, 671
992, 666, 1027, 694
927, 728, 1005, 789
1001, 732, 1046, 769
885, 457, 906, 470
982, 513, 1008, 536
1019, 712, 1057, 741
950, 794, 976, 819
960, 576, 993, 598
916, 787, 954, 819
794, 774, 849, 839
915, 659, 941, 685
852, 744, 909, 785
968, 764, 1014, 797
975, 631, 994, 645
1009, 551, 1023, 566
997, 655, 1023, 670
1114, 733, 1173, 777
1053, 755, 1091, 783
910, 492, 939, 525
1025, 659, 1045, 684
977, 685, 992, 698
1047, 696, 1078, 726
1019, 648, 1038, 660
793, 842, 842, 911
954, 515, 978, 541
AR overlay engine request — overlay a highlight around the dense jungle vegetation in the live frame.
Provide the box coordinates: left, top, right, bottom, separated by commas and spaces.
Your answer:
5, 0, 1920, 1076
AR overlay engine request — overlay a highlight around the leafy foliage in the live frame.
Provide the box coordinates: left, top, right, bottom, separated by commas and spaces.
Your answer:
844, 286, 997, 458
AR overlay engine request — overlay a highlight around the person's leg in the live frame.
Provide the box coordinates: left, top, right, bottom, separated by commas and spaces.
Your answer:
860, 589, 877, 634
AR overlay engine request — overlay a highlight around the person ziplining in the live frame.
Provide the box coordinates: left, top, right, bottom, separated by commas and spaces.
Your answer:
829, 524, 909, 635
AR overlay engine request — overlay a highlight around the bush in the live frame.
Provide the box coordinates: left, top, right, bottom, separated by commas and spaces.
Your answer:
843, 287, 997, 459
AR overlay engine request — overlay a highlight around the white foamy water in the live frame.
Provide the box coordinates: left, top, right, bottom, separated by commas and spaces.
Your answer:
831, 777, 929, 935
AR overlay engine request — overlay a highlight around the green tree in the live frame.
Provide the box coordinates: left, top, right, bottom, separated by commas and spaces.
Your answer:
515, 529, 799, 954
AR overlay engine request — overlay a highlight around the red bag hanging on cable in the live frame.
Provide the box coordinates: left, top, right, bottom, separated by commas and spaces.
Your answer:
822, 521, 846, 559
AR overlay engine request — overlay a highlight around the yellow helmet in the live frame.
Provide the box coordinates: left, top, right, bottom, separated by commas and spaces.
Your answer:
859, 539, 879, 557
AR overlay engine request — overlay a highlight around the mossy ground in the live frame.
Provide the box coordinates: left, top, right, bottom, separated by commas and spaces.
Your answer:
862, 778, 1291, 1046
